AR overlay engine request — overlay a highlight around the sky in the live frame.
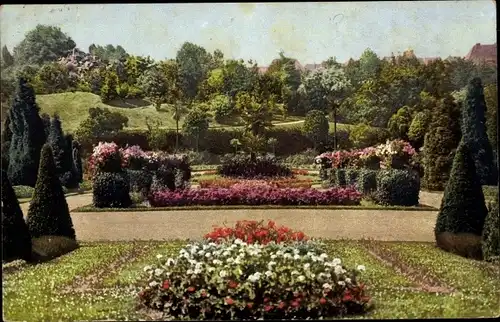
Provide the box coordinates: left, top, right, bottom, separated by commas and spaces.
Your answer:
0, 2, 496, 66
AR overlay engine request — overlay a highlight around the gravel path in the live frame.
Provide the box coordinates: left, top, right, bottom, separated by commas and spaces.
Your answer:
20, 191, 444, 242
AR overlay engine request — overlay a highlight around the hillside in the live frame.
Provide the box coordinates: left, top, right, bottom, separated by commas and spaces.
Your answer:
36, 92, 356, 133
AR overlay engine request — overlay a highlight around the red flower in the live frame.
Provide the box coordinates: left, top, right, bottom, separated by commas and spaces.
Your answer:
225, 297, 234, 305
264, 305, 273, 312
291, 301, 300, 308
246, 302, 254, 309
200, 290, 207, 297
187, 286, 196, 292
162, 280, 170, 289
343, 294, 353, 302
264, 297, 270, 303
228, 280, 239, 289
278, 301, 286, 309
319, 298, 327, 305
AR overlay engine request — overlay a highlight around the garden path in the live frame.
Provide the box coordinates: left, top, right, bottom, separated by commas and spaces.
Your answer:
20, 191, 444, 242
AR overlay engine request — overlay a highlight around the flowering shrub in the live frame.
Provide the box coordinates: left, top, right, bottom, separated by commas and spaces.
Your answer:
375, 140, 416, 169
205, 220, 308, 245
137, 239, 371, 320
88, 141, 123, 175
121, 145, 149, 170
199, 178, 313, 189
148, 186, 362, 207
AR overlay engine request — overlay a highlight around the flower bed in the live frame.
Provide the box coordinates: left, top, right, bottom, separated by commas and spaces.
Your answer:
198, 178, 314, 189
137, 239, 371, 320
148, 186, 362, 207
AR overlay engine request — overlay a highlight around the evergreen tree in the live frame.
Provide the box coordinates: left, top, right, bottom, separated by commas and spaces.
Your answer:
7, 78, 47, 187
72, 140, 83, 183
1, 114, 13, 171
1, 169, 32, 262
461, 77, 498, 185
41, 113, 51, 139
482, 201, 499, 261
1, 45, 14, 68
435, 142, 488, 257
423, 95, 462, 190
26, 144, 76, 239
48, 114, 66, 176
61, 134, 79, 189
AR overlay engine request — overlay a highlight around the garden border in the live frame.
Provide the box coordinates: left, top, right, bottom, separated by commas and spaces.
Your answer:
73, 203, 437, 212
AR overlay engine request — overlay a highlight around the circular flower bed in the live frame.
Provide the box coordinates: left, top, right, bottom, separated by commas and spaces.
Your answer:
137, 238, 371, 319
147, 186, 362, 207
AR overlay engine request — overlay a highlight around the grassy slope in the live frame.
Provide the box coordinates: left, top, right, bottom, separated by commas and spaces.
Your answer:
36, 92, 357, 133
3, 241, 498, 320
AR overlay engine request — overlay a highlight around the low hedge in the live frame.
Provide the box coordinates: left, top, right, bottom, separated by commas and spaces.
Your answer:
329, 169, 347, 188
92, 171, 132, 208
217, 155, 293, 178
356, 169, 378, 196
127, 169, 153, 195
374, 169, 420, 206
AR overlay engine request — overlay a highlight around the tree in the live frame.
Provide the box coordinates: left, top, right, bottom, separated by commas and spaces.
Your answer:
72, 139, 83, 184
387, 106, 412, 140
74, 107, 128, 146
1, 169, 32, 262
100, 70, 119, 102
13, 25, 76, 66
221, 59, 255, 99
358, 48, 382, 80
434, 142, 488, 259
482, 201, 499, 261
40, 113, 51, 138
33, 62, 72, 94
8, 78, 47, 187
26, 144, 76, 239
210, 94, 233, 123
1, 113, 13, 171
138, 65, 170, 110
176, 42, 211, 100
235, 92, 275, 136
89, 44, 128, 63
182, 108, 209, 151
407, 110, 431, 150
1, 45, 14, 68
48, 114, 66, 176
171, 101, 189, 152
423, 95, 462, 190
302, 109, 329, 150
461, 78, 498, 185
484, 84, 498, 151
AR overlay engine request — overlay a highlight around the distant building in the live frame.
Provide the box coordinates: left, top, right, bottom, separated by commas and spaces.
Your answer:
464, 43, 497, 65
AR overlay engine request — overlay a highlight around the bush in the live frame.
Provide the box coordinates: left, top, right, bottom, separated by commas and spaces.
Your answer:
2, 170, 32, 263
349, 124, 389, 149
92, 171, 132, 208
13, 185, 35, 199
26, 145, 76, 239
302, 109, 329, 150
217, 155, 292, 179
345, 168, 359, 186
374, 169, 420, 206
435, 142, 488, 259
283, 149, 317, 166
198, 178, 313, 189
148, 186, 362, 207
137, 239, 371, 320
329, 169, 347, 188
356, 169, 378, 196
127, 169, 153, 195
482, 201, 499, 262
184, 150, 221, 165
30, 235, 79, 263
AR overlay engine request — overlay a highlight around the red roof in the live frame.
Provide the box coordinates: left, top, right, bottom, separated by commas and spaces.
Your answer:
465, 43, 497, 64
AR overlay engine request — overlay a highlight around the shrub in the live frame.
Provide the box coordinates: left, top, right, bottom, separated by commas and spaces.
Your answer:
302, 109, 329, 150
408, 111, 431, 150
329, 169, 347, 188
92, 172, 132, 208
205, 220, 308, 245
30, 235, 79, 263
1, 169, 32, 263
88, 141, 123, 176
374, 169, 420, 206
283, 149, 317, 166
345, 168, 359, 186
26, 144, 76, 239
387, 106, 411, 140
356, 169, 378, 196
150, 165, 176, 192
148, 186, 362, 207
13, 185, 35, 199
137, 239, 371, 320
349, 124, 389, 149
184, 150, 221, 165
74, 107, 128, 148
482, 201, 499, 262
217, 155, 292, 178
127, 169, 153, 195
198, 178, 313, 189
121, 145, 149, 170
461, 77, 498, 185
435, 142, 488, 259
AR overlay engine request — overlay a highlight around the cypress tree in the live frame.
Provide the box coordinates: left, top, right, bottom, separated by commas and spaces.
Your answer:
7, 77, 47, 187
26, 144, 76, 239
1, 169, 32, 262
48, 114, 66, 176
435, 142, 488, 258
461, 77, 498, 185
1, 114, 13, 171
423, 95, 462, 190
61, 134, 79, 189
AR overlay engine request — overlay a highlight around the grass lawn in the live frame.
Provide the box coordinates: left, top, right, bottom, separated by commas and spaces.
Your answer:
37, 92, 357, 133
3, 240, 498, 320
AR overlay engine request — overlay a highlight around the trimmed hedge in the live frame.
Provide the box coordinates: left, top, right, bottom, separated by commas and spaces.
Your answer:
127, 169, 153, 195
374, 169, 420, 206
482, 201, 499, 261
92, 171, 132, 208
217, 155, 292, 178
345, 168, 360, 186
329, 169, 347, 188
356, 169, 378, 196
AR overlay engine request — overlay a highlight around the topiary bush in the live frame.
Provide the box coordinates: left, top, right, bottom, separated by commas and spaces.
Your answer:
356, 169, 378, 196
92, 172, 132, 208
434, 142, 488, 260
345, 168, 360, 187
217, 154, 292, 178
1, 169, 32, 263
26, 144, 76, 239
329, 168, 347, 188
13, 185, 35, 199
374, 169, 420, 206
150, 165, 177, 192
30, 235, 79, 263
127, 169, 153, 195
482, 201, 499, 262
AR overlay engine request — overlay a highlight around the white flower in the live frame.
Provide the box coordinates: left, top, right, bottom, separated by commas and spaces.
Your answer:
234, 239, 243, 245
268, 261, 277, 268
194, 268, 202, 274
357, 265, 366, 272
205, 252, 212, 258
332, 258, 341, 265
270, 254, 277, 259
143, 265, 152, 272
197, 250, 205, 256
284, 253, 292, 259
227, 258, 234, 263
213, 259, 223, 265
334, 266, 343, 275
294, 254, 301, 260
337, 281, 346, 286
297, 275, 306, 282
293, 249, 300, 255
222, 251, 231, 257
154, 268, 164, 276
208, 242, 217, 247
291, 270, 300, 275
166, 258, 176, 266
320, 253, 328, 259
156, 254, 163, 259
207, 267, 216, 272
149, 281, 159, 287
345, 278, 352, 284
303, 263, 311, 270
219, 270, 228, 278
186, 269, 194, 275
265, 270, 273, 277
322, 283, 332, 289
234, 258, 241, 265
